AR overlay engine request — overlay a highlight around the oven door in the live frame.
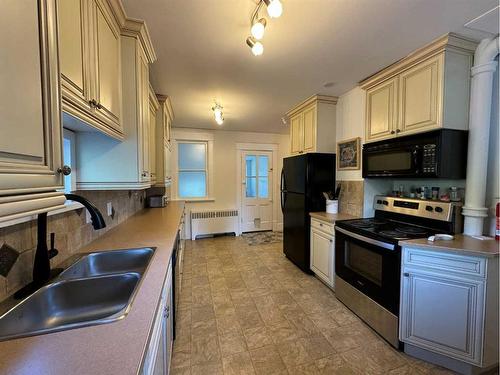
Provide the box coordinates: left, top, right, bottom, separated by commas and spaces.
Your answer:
335, 227, 401, 315
363, 145, 421, 178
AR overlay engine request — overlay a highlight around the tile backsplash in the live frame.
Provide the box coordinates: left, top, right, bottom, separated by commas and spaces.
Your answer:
337, 180, 364, 217
0, 190, 145, 302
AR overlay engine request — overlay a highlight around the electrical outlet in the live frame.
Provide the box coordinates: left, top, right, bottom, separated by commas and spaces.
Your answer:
106, 202, 113, 217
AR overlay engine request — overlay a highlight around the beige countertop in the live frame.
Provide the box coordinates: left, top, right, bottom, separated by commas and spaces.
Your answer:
399, 234, 499, 258
0, 201, 185, 375
309, 211, 359, 224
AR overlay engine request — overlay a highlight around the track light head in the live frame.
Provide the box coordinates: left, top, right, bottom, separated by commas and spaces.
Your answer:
251, 18, 267, 40
246, 37, 264, 56
263, 0, 282, 18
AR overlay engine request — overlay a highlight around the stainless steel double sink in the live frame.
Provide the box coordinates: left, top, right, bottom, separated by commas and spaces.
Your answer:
0, 247, 155, 341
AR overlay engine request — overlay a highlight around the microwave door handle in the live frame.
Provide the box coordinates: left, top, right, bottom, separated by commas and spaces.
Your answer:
412, 148, 420, 174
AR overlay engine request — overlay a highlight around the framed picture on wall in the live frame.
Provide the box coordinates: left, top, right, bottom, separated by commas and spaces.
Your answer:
337, 137, 361, 170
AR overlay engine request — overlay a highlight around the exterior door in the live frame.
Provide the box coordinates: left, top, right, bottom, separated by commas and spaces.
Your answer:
241, 151, 273, 232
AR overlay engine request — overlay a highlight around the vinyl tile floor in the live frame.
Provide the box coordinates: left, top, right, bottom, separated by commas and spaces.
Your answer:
171, 236, 459, 375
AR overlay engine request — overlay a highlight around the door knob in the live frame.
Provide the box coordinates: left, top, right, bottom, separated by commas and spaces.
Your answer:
57, 165, 72, 176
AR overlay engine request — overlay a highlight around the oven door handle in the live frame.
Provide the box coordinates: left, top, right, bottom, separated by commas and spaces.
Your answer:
335, 227, 396, 251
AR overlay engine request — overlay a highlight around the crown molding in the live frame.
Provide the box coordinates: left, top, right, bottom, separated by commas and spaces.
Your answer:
286, 94, 338, 117
157, 94, 175, 120
359, 33, 478, 89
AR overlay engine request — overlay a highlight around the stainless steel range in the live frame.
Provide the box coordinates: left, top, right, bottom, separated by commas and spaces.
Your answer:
334, 196, 463, 348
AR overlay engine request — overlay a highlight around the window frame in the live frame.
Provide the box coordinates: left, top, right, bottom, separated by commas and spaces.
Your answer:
177, 141, 209, 199
172, 130, 214, 202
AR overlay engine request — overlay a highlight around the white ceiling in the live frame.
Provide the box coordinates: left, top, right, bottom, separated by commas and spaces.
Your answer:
122, 0, 499, 134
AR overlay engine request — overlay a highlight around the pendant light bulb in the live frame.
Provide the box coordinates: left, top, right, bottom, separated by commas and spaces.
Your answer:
246, 37, 264, 56
212, 103, 224, 125
251, 18, 267, 40
265, 0, 282, 18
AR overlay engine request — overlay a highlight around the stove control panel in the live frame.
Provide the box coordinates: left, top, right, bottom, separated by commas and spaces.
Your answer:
374, 196, 460, 223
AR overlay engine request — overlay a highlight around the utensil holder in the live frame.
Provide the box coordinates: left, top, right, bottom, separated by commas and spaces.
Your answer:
326, 199, 338, 214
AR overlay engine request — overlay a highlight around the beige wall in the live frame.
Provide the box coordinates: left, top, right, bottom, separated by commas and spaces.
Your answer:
171, 128, 290, 237
0, 190, 145, 302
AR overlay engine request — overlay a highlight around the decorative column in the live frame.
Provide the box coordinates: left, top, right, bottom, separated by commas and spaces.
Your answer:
463, 37, 499, 235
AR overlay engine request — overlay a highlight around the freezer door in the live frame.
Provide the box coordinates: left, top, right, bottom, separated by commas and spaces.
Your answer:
283, 154, 307, 194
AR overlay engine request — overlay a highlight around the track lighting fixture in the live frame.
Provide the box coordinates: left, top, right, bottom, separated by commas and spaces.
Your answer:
251, 18, 267, 40
263, 0, 283, 18
246, 37, 264, 56
246, 0, 283, 56
212, 102, 224, 125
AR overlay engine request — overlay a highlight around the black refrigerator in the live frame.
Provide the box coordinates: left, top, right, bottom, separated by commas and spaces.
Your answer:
280, 153, 335, 273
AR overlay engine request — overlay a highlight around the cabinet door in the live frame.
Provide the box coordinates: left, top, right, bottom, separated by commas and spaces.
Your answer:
92, 0, 121, 130
399, 54, 443, 135
0, 0, 64, 197
149, 102, 157, 184
400, 270, 484, 365
165, 111, 172, 150
365, 77, 398, 142
164, 145, 172, 185
138, 48, 151, 182
290, 114, 303, 155
310, 229, 334, 288
165, 281, 174, 374
302, 105, 316, 153
58, 0, 89, 106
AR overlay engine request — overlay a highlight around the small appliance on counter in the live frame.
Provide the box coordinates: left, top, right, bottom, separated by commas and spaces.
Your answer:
362, 129, 468, 178
334, 195, 463, 349
147, 195, 168, 208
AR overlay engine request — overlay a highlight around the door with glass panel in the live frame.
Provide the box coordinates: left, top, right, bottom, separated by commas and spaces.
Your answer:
241, 151, 273, 232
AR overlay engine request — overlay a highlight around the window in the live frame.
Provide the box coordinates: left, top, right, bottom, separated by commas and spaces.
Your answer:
178, 142, 208, 198
245, 154, 269, 198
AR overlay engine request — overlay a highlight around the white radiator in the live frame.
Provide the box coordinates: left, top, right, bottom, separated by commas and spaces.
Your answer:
190, 209, 239, 240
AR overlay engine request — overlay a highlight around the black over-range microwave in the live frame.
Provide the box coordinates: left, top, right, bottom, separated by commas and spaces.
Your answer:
362, 129, 468, 178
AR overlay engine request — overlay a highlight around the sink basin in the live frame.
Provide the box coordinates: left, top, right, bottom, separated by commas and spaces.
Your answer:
58, 247, 154, 280
0, 272, 140, 341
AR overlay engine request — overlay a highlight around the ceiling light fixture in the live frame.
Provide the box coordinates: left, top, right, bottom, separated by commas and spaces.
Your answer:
212, 102, 224, 125
246, 37, 264, 56
263, 0, 283, 18
251, 18, 267, 40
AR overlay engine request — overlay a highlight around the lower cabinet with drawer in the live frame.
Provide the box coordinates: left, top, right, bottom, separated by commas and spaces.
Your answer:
141, 259, 174, 375
399, 246, 499, 374
310, 218, 335, 289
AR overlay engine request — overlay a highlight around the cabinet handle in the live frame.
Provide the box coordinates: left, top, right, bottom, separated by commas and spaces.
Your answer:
390, 130, 395, 134
57, 165, 72, 176
329, 239, 333, 243
89, 99, 97, 108
96, 102, 103, 110
396, 129, 401, 133
403, 272, 410, 277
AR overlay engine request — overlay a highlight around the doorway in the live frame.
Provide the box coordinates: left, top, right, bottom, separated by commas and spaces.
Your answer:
240, 150, 274, 233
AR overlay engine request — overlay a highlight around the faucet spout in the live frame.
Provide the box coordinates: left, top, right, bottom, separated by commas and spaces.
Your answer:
65, 193, 106, 230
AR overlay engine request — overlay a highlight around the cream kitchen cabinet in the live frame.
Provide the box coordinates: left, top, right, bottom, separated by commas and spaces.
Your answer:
287, 95, 337, 156
76, 19, 157, 190
310, 218, 335, 289
141, 259, 173, 375
149, 85, 160, 185
362, 33, 475, 143
155, 95, 175, 187
400, 246, 499, 373
0, 0, 68, 223
58, 0, 123, 139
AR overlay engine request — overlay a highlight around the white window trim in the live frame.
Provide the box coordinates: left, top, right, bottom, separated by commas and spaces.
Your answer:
172, 130, 214, 201
62, 128, 77, 193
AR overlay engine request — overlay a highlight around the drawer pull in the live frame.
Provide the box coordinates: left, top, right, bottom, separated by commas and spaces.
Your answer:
403, 272, 410, 277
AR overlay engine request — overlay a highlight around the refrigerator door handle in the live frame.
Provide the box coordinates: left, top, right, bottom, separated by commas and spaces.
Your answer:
280, 168, 285, 192
281, 191, 286, 213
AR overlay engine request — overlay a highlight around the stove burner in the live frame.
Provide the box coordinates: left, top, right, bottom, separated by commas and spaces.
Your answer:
350, 219, 388, 228
379, 230, 408, 239
395, 226, 428, 235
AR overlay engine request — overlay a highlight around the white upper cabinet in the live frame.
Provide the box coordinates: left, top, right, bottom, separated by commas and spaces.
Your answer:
0, 0, 66, 222
149, 85, 160, 185
76, 18, 157, 190
155, 95, 175, 187
58, 0, 123, 139
361, 33, 475, 143
287, 95, 337, 156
